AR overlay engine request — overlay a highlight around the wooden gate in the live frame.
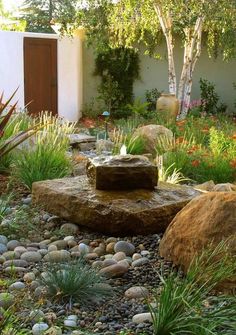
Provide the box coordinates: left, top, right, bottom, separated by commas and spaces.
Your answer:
24, 37, 58, 116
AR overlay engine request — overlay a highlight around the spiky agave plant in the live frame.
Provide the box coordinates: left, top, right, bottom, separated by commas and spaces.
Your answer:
0, 90, 41, 159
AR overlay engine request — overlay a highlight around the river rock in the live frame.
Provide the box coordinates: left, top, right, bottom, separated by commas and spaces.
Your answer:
32, 322, 49, 335
0, 235, 8, 245
132, 312, 152, 324
86, 155, 158, 190
125, 286, 149, 299
43, 250, 71, 263
0, 243, 7, 254
113, 251, 127, 261
99, 263, 128, 278
9, 281, 26, 291
7, 240, 21, 250
114, 241, 135, 256
32, 177, 200, 235
3, 259, 28, 268
60, 223, 79, 234
132, 257, 149, 267
160, 192, 236, 292
21, 251, 42, 263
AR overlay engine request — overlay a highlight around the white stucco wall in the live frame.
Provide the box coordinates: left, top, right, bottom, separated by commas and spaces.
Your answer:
83, 43, 236, 113
0, 30, 83, 121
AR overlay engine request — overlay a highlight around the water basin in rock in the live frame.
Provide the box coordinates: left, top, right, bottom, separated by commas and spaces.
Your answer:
32, 176, 201, 235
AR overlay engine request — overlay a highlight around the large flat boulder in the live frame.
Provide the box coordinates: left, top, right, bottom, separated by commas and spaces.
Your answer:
86, 155, 158, 190
159, 192, 236, 291
32, 176, 200, 235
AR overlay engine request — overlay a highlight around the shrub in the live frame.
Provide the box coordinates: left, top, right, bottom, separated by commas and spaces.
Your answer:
149, 241, 236, 335
145, 88, 162, 111
199, 78, 227, 115
40, 258, 113, 304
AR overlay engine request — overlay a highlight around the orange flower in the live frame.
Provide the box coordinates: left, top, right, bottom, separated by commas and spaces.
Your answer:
201, 127, 209, 133
230, 134, 236, 140
191, 159, 200, 167
230, 159, 236, 168
176, 120, 186, 126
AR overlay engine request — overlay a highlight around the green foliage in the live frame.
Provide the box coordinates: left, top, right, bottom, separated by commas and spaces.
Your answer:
0, 305, 29, 335
0, 110, 31, 172
0, 194, 12, 222
112, 128, 145, 155
94, 47, 140, 116
40, 258, 113, 304
149, 241, 236, 335
14, 140, 72, 190
0, 91, 41, 169
199, 78, 227, 115
145, 88, 162, 111
21, 0, 77, 33
13, 113, 74, 190
127, 98, 150, 118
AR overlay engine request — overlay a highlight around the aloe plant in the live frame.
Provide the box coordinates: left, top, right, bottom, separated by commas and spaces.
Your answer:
0, 90, 41, 159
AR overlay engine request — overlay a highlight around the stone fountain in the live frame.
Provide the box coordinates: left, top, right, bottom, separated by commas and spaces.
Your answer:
32, 154, 200, 235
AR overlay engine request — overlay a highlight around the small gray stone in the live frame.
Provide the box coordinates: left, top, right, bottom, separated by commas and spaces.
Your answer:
9, 281, 26, 291
4, 266, 27, 273
114, 241, 135, 256
78, 243, 89, 254
132, 313, 152, 324
64, 319, 77, 327
0, 235, 8, 245
124, 286, 149, 299
0, 292, 14, 309
60, 223, 79, 235
7, 240, 21, 250
0, 243, 7, 254
49, 240, 67, 250
132, 257, 149, 267
43, 250, 71, 263
2, 251, 20, 260
3, 259, 28, 268
32, 322, 49, 335
22, 197, 32, 205
21, 251, 42, 263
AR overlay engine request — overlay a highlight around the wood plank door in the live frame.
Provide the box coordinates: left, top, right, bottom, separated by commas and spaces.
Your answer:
24, 37, 58, 116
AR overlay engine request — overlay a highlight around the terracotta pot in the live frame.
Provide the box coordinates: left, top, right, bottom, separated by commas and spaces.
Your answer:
156, 93, 179, 118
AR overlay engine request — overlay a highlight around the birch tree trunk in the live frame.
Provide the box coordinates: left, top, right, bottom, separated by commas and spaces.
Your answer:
178, 17, 204, 119
154, 3, 177, 95
154, 1, 205, 119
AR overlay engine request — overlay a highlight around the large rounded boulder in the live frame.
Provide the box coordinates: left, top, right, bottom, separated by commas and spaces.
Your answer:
159, 192, 236, 290
133, 124, 173, 155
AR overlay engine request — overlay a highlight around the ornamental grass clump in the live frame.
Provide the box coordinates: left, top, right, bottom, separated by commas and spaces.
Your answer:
40, 258, 113, 305
149, 241, 236, 335
13, 113, 75, 189
112, 128, 146, 155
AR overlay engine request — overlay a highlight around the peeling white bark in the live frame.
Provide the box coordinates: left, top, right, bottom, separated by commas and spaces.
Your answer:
154, 3, 177, 94
154, 2, 205, 118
